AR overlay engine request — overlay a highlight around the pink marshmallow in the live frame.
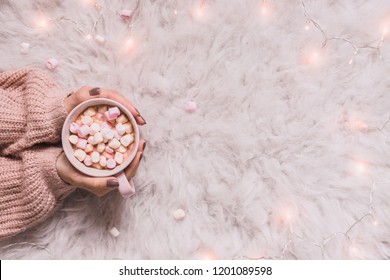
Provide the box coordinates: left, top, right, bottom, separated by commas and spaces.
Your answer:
108, 107, 121, 118
70, 122, 80, 134
46, 58, 58, 70
104, 111, 116, 121
185, 100, 197, 113
78, 125, 91, 137
76, 138, 88, 149
120, 9, 132, 20
84, 155, 93, 166
105, 146, 114, 154
106, 158, 116, 169
95, 113, 104, 121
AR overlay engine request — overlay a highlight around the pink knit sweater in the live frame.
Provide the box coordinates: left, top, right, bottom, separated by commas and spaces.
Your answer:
0, 68, 75, 241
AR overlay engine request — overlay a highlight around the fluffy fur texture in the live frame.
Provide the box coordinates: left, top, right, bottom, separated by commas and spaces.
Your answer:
0, 0, 389, 259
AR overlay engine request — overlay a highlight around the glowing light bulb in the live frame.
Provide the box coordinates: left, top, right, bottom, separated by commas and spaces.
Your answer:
304, 24, 310, 31
199, 248, 218, 260
36, 19, 48, 28
373, 220, 378, 226
174, 9, 178, 15
85, 33, 92, 40
348, 59, 354, 64
260, 3, 268, 15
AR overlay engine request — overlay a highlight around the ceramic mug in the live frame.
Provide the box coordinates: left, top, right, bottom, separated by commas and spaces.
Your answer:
61, 98, 140, 198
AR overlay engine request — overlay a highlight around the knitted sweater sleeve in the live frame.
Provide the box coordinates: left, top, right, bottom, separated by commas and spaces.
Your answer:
0, 146, 74, 241
0, 68, 68, 155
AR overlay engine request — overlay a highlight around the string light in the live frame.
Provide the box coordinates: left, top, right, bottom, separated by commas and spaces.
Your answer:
260, 0, 269, 15
300, 0, 389, 64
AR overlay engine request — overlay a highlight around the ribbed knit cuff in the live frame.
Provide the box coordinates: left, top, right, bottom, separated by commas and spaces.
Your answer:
30, 146, 76, 203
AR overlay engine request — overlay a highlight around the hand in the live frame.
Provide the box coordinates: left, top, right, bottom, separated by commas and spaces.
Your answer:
56, 140, 146, 196
63, 86, 146, 125
58, 86, 147, 196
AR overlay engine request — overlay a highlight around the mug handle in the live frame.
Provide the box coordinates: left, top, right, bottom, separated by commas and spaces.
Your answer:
116, 171, 135, 198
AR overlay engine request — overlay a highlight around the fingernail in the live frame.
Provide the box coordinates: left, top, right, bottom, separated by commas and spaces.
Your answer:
139, 153, 143, 162
142, 141, 147, 151
139, 115, 147, 124
107, 179, 119, 187
89, 87, 101, 96
135, 107, 141, 116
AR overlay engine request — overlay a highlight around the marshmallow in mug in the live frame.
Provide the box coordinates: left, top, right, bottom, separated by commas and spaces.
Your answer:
68, 105, 135, 170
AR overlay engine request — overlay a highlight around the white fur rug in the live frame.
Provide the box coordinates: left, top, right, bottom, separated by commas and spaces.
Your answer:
0, 0, 390, 260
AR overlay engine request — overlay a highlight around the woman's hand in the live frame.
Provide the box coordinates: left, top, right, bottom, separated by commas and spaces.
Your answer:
57, 86, 146, 196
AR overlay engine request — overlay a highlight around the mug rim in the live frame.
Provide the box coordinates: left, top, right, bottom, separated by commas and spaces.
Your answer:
61, 98, 140, 177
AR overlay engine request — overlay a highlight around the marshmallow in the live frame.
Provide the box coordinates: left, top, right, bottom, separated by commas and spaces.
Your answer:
91, 151, 100, 163
95, 113, 104, 121
87, 135, 97, 145
120, 134, 134, 147
74, 149, 86, 162
78, 125, 91, 137
104, 111, 116, 121
97, 143, 106, 153
106, 158, 116, 169
173, 208, 186, 221
185, 100, 197, 113
84, 155, 93, 166
84, 143, 94, 153
81, 115, 93, 126
105, 146, 114, 154
101, 127, 114, 140
20, 42, 30, 54
117, 145, 127, 153
109, 226, 120, 238
95, 34, 105, 44
108, 138, 121, 149
93, 132, 104, 144
69, 122, 80, 134
114, 152, 124, 164
90, 123, 100, 134
92, 163, 102, 169
46, 58, 58, 70
123, 123, 133, 133
109, 107, 121, 118
68, 135, 78, 145
99, 156, 107, 167
102, 151, 114, 159
98, 105, 108, 113
116, 114, 129, 124
115, 123, 126, 136
76, 138, 88, 149
84, 107, 96, 117
113, 130, 122, 140
120, 9, 132, 20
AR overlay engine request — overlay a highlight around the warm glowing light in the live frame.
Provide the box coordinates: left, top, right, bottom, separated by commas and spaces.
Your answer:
352, 159, 368, 174
373, 220, 378, 226
347, 117, 368, 131
348, 59, 354, 64
174, 9, 178, 15
302, 50, 322, 65
36, 19, 48, 28
199, 248, 218, 260
85, 33, 92, 40
260, 2, 269, 15
304, 24, 310, 31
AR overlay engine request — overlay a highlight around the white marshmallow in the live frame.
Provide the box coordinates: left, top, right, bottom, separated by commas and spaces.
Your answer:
84, 155, 93, 166
99, 156, 107, 167
116, 114, 129, 124
123, 123, 133, 133
97, 143, 105, 153
102, 127, 114, 140
90, 123, 100, 134
81, 115, 93, 126
105, 146, 114, 154
109, 227, 120, 238
68, 135, 78, 145
95, 34, 105, 44
108, 138, 121, 149
173, 208, 186, 221
106, 158, 116, 169
78, 125, 91, 137
117, 145, 127, 153
84, 143, 94, 153
46, 58, 58, 70
94, 132, 103, 144
88, 135, 97, 145
84, 107, 96, 117
76, 138, 88, 149
69, 122, 80, 134
120, 134, 134, 147
20, 42, 30, 54
74, 149, 86, 162
91, 151, 100, 163
114, 152, 124, 164
115, 123, 126, 136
